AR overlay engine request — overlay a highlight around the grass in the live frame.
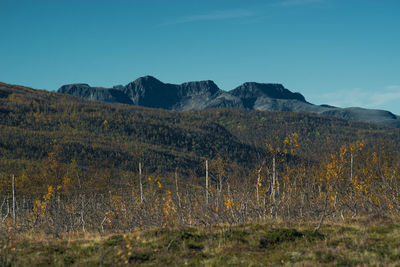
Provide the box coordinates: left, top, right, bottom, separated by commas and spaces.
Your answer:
1, 217, 400, 266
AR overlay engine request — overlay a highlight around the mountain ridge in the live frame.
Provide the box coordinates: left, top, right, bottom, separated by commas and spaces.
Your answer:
57, 76, 400, 128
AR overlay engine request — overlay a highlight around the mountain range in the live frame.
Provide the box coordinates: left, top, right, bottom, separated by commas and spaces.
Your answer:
58, 76, 400, 128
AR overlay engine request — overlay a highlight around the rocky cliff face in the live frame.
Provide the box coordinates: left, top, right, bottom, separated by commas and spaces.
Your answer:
121, 76, 178, 108
57, 76, 400, 128
58, 84, 133, 104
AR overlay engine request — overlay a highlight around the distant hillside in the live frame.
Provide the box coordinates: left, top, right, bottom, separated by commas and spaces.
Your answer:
1, 81, 400, 181
58, 76, 400, 128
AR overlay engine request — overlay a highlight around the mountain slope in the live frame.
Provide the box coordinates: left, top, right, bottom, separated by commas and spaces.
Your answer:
58, 76, 400, 128
2, 81, 400, 176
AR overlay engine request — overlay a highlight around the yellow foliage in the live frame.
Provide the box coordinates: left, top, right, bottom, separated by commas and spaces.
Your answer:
283, 132, 300, 155
224, 196, 236, 210
33, 200, 47, 216
162, 190, 175, 224
43, 185, 54, 201
32, 184, 62, 218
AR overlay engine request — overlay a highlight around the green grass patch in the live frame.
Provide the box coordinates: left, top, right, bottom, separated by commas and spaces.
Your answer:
1, 219, 400, 266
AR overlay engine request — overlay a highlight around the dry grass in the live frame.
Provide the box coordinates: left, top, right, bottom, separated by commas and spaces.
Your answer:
1, 216, 400, 266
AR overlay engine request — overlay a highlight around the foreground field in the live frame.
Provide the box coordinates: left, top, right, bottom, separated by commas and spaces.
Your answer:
1, 217, 400, 266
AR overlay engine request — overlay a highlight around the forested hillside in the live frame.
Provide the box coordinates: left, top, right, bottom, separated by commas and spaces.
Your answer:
1, 82, 400, 187
1, 82, 400, 236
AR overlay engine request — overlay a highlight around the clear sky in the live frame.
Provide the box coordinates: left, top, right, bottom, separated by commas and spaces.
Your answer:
1, 0, 400, 113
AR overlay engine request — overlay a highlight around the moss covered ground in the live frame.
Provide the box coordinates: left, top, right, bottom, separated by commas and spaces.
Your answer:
1, 217, 400, 266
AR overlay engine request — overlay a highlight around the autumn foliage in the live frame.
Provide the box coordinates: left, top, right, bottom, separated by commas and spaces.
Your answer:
1, 82, 400, 236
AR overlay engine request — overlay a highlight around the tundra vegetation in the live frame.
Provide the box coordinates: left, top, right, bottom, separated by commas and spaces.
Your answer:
1, 82, 400, 265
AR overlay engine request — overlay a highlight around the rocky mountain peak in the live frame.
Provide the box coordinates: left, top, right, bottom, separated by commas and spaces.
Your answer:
125, 75, 165, 91
231, 82, 306, 102
58, 83, 91, 93
179, 80, 220, 96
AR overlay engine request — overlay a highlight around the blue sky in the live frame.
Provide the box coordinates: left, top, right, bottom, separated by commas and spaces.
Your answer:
1, 0, 400, 113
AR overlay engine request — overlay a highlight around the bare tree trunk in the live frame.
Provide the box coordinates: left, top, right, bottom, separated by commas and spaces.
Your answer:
0, 197, 6, 221
100, 216, 107, 234
257, 167, 262, 205
315, 193, 329, 231
350, 152, 353, 182
205, 160, 209, 205
6, 197, 10, 219
23, 196, 26, 215
81, 194, 86, 233
12, 174, 16, 224
271, 157, 276, 201
139, 162, 143, 204
175, 168, 181, 209
219, 174, 223, 196
186, 185, 192, 226
270, 156, 277, 218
